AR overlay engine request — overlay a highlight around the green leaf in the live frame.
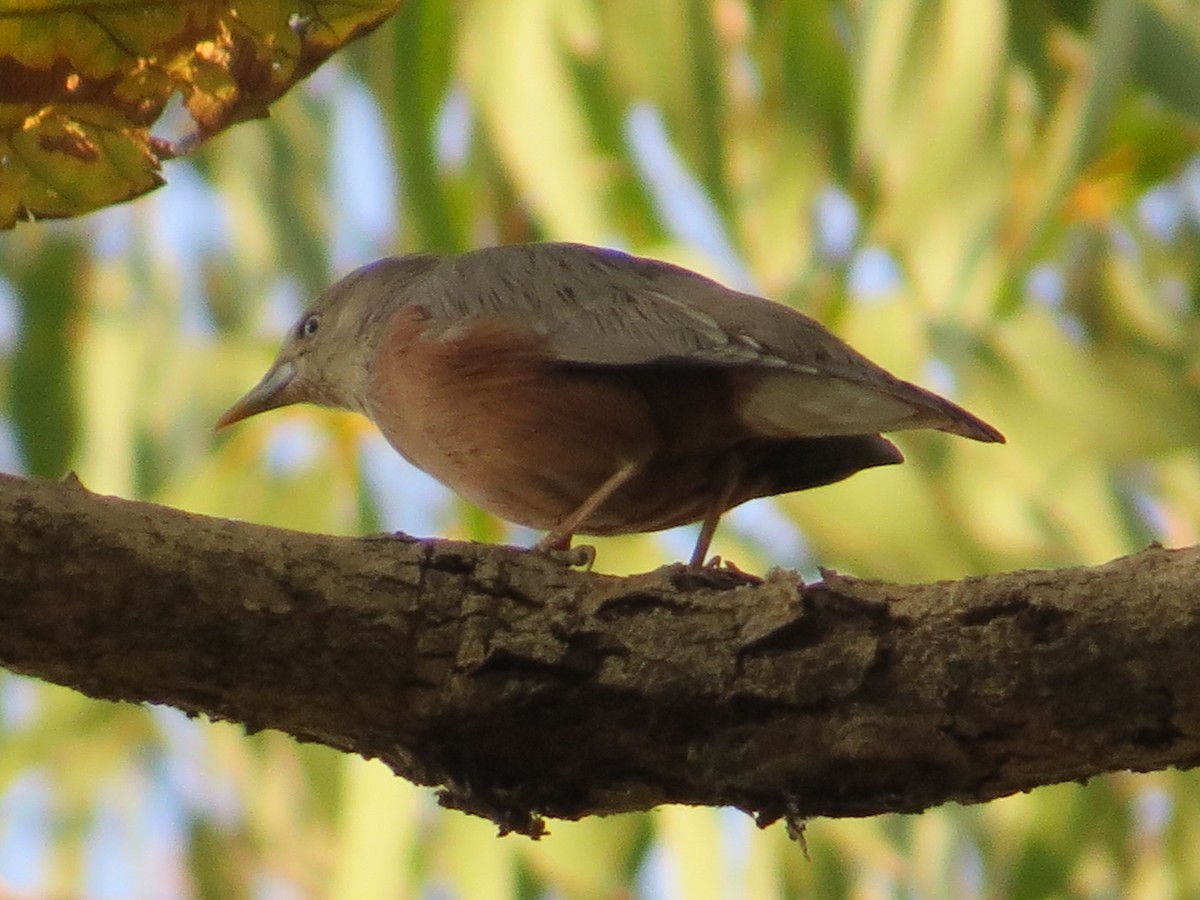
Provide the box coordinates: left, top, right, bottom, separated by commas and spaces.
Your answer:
8, 237, 80, 476
1132, 2, 1200, 125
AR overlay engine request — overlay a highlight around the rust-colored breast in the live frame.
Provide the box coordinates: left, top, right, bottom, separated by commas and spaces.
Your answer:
366, 306, 661, 530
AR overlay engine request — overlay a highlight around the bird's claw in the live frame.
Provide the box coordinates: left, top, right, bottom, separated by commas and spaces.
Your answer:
540, 543, 596, 570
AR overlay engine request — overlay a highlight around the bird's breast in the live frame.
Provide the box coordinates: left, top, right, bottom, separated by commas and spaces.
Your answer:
365, 308, 663, 529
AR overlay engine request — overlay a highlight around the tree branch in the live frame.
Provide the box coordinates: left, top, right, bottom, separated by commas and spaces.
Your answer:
2, 472, 1198, 837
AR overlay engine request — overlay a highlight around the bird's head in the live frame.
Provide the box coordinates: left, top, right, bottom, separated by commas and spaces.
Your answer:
216, 254, 441, 429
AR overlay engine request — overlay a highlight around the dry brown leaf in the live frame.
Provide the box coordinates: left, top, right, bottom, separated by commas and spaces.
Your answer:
0, 1, 401, 228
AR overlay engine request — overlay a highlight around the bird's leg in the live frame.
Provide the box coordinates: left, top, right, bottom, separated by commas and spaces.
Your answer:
691, 510, 721, 568
690, 458, 742, 567
535, 458, 643, 556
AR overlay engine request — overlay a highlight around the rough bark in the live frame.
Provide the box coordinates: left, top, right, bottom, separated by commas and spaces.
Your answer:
2, 471, 1198, 837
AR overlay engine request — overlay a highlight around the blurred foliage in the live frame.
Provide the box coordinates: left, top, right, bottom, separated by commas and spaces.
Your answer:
2, 0, 1200, 896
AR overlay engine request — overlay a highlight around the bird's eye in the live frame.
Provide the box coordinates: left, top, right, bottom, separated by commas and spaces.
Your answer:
299, 315, 320, 338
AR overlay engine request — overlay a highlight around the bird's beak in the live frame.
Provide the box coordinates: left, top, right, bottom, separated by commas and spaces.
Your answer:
216, 360, 298, 430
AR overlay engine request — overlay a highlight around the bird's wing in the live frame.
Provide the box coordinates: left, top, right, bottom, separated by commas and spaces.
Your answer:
417, 243, 1003, 442
416, 244, 762, 366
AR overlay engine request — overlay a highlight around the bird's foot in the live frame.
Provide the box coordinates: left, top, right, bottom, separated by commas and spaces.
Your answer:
533, 534, 596, 570
705, 555, 753, 577
692, 553, 745, 573
541, 544, 596, 570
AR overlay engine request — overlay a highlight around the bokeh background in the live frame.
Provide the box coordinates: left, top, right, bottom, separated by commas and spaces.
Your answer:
4, 0, 1200, 896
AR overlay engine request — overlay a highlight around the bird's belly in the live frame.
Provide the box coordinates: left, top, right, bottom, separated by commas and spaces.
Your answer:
367, 317, 661, 530
584, 458, 718, 534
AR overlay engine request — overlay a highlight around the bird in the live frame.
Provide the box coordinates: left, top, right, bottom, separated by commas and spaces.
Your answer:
217, 242, 1004, 566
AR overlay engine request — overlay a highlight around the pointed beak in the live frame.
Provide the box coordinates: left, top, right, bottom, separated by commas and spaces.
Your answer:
216, 360, 298, 430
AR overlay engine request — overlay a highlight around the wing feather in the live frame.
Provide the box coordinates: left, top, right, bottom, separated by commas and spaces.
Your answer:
410, 243, 1003, 442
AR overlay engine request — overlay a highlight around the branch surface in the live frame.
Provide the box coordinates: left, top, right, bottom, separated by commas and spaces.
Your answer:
3, 472, 1199, 836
